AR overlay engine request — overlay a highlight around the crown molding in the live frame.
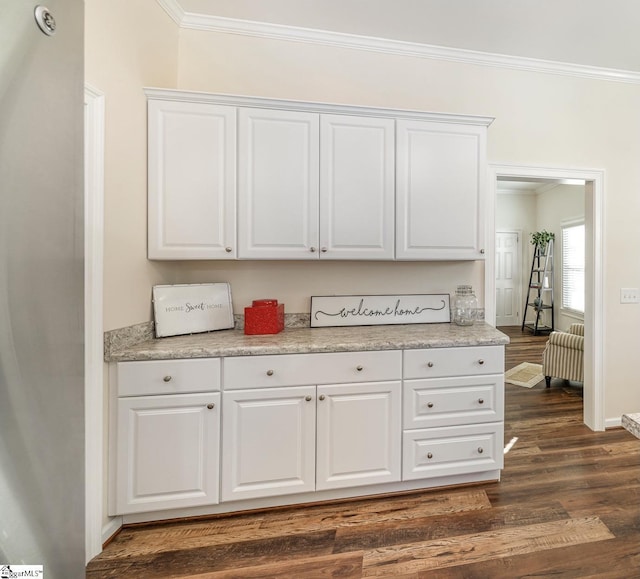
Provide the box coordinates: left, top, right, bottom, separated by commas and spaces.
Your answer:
158, 0, 640, 85
156, 0, 184, 26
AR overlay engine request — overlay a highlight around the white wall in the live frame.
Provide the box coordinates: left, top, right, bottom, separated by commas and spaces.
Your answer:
86, 8, 640, 427
172, 28, 640, 420
85, 0, 180, 331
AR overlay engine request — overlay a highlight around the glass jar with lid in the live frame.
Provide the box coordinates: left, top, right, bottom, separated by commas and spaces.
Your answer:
452, 285, 478, 326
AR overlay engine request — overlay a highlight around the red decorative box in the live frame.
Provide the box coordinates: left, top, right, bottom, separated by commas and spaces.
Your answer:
244, 299, 285, 335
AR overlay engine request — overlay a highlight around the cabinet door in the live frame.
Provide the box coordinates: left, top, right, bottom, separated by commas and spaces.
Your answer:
319, 115, 395, 259
316, 381, 401, 491
148, 100, 236, 259
115, 392, 220, 514
238, 108, 320, 259
396, 120, 486, 260
222, 386, 316, 501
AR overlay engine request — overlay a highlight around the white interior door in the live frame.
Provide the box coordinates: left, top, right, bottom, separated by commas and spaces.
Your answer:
495, 231, 521, 326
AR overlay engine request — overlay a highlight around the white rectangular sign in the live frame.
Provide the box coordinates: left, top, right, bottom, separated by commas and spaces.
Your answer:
310, 294, 450, 328
153, 283, 234, 337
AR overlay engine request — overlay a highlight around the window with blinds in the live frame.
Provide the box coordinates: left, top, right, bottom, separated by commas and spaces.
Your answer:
561, 222, 585, 313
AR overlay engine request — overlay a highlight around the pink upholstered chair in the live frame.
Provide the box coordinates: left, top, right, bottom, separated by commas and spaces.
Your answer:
542, 323, 584, 388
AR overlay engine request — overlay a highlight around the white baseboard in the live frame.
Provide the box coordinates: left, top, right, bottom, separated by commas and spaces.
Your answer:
102, 516, 123, 546
605, 416, 622, 429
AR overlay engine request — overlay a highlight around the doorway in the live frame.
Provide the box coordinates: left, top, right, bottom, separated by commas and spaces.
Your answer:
485, 165, 604, 432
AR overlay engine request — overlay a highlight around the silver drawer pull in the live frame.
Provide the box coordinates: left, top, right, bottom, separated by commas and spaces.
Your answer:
427, 452, 433, 459
478, 398, 485, 405
225, 246, 232, 253
356, 365, 363, 372
206, 403, 215, 410
310, 247, 317, 253
478, 447, 484, 454
163, 375, 172, 383
321, 247, 328, 253
427, 402, 434, 408
305, 395, 312, 402
427, 362, 434, 368
319, 394, 326, 401
478, 359, 485, 365
266, 369, 274, 376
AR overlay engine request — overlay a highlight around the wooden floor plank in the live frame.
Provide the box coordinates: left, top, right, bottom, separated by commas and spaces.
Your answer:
333, 502, 570, 553
97, 530, 337, 577
175, 552, 364, 578
360, 517, 615, 576
93, 489, 491, 561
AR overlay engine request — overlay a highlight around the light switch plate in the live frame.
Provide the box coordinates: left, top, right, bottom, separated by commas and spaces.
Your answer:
620, 288, 640, 303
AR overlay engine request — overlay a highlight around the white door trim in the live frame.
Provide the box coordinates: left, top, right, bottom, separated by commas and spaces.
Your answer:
486, 164, 605, 432
84, 84, 106, 561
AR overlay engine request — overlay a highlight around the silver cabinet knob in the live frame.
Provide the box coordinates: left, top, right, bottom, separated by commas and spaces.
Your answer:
163, 375, 172, 382
356, 365, 363, 372
225, 246, 232, 253
310, 247, 317, 253
206, 403, 215, 410
305, 395, 312, 402
478, 398, 485, 405
427, 402, 434, 408
321, 247, 328, 253
427, 452, 433, 459
319, 394, 326, 401
266, 369, 274, 376
427, 362, 434, 368
478, 447, 484, 454
480, 249, 485, 254
478, 359, 485, 365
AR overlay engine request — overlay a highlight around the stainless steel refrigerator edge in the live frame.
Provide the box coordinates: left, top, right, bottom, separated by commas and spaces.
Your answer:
0, 1, 85, 575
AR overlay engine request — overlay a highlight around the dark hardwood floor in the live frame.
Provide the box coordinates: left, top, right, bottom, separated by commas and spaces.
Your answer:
87, 327, 640, 578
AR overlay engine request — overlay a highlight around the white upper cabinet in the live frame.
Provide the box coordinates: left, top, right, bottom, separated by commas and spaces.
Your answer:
148, 99, 236, 259
238, 108, 320, 259
396, 120, 486, 260
320, 115, 395, 259
146, 89, 492, 262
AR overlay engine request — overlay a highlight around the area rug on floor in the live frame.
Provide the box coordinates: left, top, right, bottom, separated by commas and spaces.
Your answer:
505, 362, 544, 388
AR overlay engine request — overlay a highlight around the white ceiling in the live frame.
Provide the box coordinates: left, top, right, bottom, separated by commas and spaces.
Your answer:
177, 0, 640, 73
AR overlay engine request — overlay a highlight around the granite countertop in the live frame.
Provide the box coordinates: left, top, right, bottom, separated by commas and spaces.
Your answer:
106, 322, 509, 362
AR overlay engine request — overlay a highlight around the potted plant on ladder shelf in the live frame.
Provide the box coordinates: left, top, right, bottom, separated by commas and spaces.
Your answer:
530, 230, 555, 255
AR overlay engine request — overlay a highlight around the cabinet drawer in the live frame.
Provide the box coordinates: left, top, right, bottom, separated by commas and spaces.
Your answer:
402, 422, 503, 481
403, 346, 503, 379
404, 375, 503, 429
116, 358, 221, 397
224, 350, 402, 390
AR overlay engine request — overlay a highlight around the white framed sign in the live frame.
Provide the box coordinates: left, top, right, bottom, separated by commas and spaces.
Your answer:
153, 283, 234, 337
310, 294, 450, 328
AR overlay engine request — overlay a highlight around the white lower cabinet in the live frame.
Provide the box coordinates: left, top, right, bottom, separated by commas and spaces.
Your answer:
316, 381, 401, 490
110, 345, 505, 519
401, 346, 505, 483
111, 359, 222, 516
115, 392, 221, 514
221, 386, 317, 501
221, 380, 402, 501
